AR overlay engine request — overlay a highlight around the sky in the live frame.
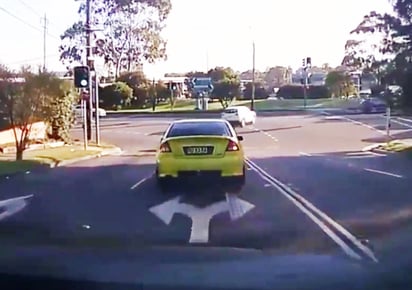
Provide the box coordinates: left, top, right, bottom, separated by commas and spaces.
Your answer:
0, 0, 394, 79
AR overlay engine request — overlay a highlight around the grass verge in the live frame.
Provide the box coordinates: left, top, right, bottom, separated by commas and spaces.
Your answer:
0, 145, 110, 176
108, 98, 358, 113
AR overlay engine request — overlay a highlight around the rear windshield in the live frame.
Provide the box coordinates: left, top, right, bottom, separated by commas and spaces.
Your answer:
167, 122, 232, 137
224, 108, 238, 114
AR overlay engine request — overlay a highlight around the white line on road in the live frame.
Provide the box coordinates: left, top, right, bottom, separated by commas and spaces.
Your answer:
246, 158, 379, 263
0, 194, 34, 221
390, 118, 412, 129
322, 111, 387, 135
149, 194, 254, 243
299, 152, 312, 156
262, 131, 278, 142
364, 168, 403, 178
130, 175, 152, 190
367, 151, 387, 157
396, 116, 412, 124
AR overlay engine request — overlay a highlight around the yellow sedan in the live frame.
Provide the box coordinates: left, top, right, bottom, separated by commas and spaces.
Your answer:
155, 119, 245, 190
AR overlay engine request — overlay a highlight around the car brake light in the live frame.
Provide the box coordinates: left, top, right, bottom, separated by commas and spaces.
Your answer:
226, 140, 239, 151
160, 142, 171, 153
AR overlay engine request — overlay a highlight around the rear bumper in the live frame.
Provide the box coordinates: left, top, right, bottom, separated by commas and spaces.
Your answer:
156, 153, 244, 178
221, 116, 241, 123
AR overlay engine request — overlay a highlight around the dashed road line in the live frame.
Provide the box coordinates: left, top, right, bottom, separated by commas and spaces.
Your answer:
130, 174, 153, 190
299, 152, 312, 156
364, 168, 403, 179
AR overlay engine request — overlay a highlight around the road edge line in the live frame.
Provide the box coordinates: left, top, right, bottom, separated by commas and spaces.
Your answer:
246, 158, 379, 263
245, 159, 362, 261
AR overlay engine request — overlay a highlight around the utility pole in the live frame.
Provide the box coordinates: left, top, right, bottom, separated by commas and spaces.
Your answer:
86, 0, 93, 141
41, 14, 48, 71
251, 41, 256, 111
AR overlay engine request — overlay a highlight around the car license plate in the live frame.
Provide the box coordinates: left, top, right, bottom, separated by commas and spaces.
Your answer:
183, 146, 213, 155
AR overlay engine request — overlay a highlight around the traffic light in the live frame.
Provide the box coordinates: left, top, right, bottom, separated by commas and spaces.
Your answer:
306, 57, 312, 66
302, 58, 306, 67
73, 66, 90, 88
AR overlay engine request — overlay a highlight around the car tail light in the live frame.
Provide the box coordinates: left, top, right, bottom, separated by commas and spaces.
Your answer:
160, 142, 172, 153
226, 140, 239, 151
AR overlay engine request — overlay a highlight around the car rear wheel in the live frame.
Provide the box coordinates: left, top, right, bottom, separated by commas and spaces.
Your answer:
240, 119, 246, 128
226, 167, 246, 192
155, 168, 172, 193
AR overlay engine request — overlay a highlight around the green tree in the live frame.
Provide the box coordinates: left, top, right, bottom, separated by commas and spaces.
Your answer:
155, 81, 169, 101
0, 66, 70, 160
348, 3, 412, 107
44, 79, 78, 143
100, 81, 133, 109
243, 82, 267, 100
117, 71, 149, 107
325, 71, 356, 98
206, 67, 240, 108
60, 0, 172, 77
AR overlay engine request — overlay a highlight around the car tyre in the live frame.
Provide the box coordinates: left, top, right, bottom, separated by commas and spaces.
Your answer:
240, 119, 246, 128
226, 166, 246, 193
155, 168, 171, 193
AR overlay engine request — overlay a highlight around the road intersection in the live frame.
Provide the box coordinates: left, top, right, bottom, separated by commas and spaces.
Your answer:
1, 110, 412, 282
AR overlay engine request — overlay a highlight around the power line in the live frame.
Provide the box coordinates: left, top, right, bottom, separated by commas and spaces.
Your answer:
0, 5, 59, 40
0, 5, 43, 34
17, 0, 61, 36
18, 0, 42, 18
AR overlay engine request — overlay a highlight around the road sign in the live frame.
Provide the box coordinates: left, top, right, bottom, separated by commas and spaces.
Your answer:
191, 77, 214, 93
149, 194, 255, 243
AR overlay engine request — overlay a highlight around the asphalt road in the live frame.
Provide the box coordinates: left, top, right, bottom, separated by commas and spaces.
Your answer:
1, 111, 412, 288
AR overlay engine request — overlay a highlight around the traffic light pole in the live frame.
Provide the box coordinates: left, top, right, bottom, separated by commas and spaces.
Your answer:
251, 42, 256, 111
81, 92, 88, 150
86, 0, 92, 141
303, 70, 308, 109
94, 72, 100, 145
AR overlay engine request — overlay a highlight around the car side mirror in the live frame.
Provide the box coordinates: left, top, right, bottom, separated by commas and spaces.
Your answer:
237, 135, 244, 141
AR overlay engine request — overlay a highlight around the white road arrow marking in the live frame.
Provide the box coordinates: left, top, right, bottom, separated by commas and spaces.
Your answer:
149, 194, 255, 243
0, 194, 34, 221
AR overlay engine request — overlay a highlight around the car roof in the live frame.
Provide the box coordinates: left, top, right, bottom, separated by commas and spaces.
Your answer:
172, 118, 228, 124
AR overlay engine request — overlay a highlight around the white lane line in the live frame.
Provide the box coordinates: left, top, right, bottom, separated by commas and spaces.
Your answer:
396, 116, 412, 124
367, 151, 387, 157
390, 118, 412, 129
261, 130, 278, 142
379, 115, 412, 129
299, 152, 312, 156
246, 158, 379, 263
342, 116, 386, 135
245, 159, 362, 261
0, 194, 34, 221
364, 168, 403, 179
130, 175, 152, 190
323, 111, 386, 135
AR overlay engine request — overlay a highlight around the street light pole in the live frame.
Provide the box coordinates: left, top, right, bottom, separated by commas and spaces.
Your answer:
251, 41, 255, 111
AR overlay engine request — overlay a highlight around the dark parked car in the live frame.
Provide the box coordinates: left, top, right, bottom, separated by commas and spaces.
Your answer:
360, 97, 387, 113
